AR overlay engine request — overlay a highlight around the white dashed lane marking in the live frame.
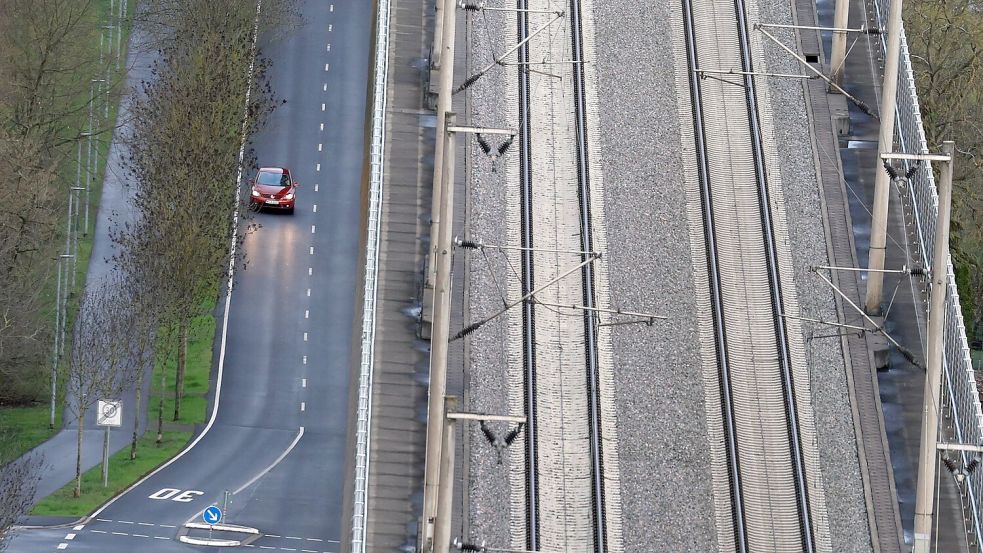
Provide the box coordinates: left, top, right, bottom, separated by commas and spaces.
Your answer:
308, 267, 313, 276
91, 530, 107, 534
318, 143, 322, 151
321, 103, 325, 111
306, 289, 311, 297
57, 544, 67, 550
315, 163, 320, 171
324, 63, 329, 71
303, 355, 308, 364
311, 225, 316, 234
73, 525, 84, 531
303, 332, 308, 341
330, 4, 334, 11
305, 309, 310, 318
309, 246, 314, 255
301, 402, 306, 412
327, 44, 331, 51
64, 534, 75, 540
328, 24, 332, 31
320, 121, 324, 130
313, 204, 318, 213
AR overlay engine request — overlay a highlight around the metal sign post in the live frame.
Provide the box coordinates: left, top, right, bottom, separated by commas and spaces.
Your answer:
97, 400, 122, 487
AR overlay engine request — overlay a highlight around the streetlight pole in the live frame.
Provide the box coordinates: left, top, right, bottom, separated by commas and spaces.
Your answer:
912, 142, 955, 553
864, 0, 905, 314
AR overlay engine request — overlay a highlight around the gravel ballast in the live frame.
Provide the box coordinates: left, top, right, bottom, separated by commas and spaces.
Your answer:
462, 0, 875, 548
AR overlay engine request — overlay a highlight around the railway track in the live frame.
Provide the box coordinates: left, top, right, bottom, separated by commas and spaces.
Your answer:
515, 0, 609, 549
679, 0, 821, 550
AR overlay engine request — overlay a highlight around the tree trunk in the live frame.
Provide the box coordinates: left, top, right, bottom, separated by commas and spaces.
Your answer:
74, 406, 85, 498
173, 317, 189, 422
131, 369, 142, 460
157, 362, 165, 446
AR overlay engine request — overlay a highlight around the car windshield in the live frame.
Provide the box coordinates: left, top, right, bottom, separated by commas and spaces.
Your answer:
257, 171, 289, 187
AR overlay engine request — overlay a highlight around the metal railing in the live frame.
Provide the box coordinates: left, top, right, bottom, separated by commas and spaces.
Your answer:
350, 0, 393, 547
869, 0, 983, 545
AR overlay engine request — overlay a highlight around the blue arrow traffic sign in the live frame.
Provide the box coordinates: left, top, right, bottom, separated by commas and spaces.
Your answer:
203, 506, 223, 525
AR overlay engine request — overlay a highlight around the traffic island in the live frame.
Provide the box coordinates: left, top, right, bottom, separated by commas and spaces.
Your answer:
177, 521, 261, 547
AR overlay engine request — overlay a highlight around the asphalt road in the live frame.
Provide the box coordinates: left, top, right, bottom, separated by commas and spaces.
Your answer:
6, 0, 371, 551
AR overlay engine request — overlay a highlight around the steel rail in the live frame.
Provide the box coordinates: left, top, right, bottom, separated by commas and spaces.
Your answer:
682, 0, 817, 549
566, 0, 607, 548
730, 0, 815, 546
679, 0, 748, 549
516, 0, 539, 548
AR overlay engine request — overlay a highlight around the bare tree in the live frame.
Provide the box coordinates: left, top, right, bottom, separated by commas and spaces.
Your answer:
0, 0, 119, 406
0, 454, 41, 552
115, 0, 282, 423
908, 0, 983, 335
65, 276, 141, 497
0, 129, 58, 403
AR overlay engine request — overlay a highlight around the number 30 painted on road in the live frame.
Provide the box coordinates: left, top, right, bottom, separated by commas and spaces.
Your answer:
148, 488, 204, 502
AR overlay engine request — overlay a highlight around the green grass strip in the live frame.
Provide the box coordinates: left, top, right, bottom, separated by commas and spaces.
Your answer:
31, 431, 191, 517
0, 406, 59, 464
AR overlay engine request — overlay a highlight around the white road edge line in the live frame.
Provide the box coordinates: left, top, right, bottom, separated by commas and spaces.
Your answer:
85, 0, 264, 523
233, 426, 305, 495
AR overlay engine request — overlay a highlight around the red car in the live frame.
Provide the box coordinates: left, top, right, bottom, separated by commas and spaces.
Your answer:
250, 167, 298, 213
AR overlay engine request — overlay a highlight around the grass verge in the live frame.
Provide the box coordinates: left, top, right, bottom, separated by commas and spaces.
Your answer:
29, 307, 217, 516
31, 431, 191, 517
151, 310, 216, 427
0, 406, 60, 464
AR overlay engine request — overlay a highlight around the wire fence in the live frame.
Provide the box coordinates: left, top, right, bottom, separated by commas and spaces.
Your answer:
869, 0, 983, 546
350, 0, 393, 548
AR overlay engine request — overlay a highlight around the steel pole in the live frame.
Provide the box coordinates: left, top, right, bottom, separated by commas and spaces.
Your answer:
426, 0, 457, 289
50, 257, 62, 429
102, 425, 110, 487
422, 115, 457, 552
117, 0, 124, 70
829, 0, 850, 87
433, 396, 458, 553
864, 0, 904, 314
912, 141, 955, 553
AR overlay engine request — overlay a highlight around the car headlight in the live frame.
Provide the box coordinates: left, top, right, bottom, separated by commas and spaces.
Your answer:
284, 193, 294, 200
251, 189, 260, 197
